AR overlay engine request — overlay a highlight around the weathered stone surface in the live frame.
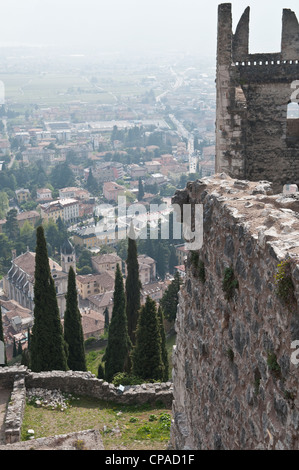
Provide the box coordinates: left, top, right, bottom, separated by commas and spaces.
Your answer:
170, 176, 299, 450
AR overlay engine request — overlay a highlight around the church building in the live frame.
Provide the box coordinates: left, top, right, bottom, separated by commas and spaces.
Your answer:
3, 239, 76, 318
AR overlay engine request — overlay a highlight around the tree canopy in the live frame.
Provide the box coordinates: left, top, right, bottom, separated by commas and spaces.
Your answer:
30, 226, 68, 372
132, 296, 164, 382
64, 266, 86, 371
104, 264, 131, 382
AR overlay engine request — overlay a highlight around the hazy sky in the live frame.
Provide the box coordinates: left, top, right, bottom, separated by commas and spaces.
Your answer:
1, 0, 299, 56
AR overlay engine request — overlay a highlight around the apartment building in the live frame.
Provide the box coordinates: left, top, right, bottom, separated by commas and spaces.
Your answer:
40, 198, 79, 223
76, 271, 115, 300
15, 189, 30, 204
91, 253, 122, 273
36, 188, 53, 201
103, 182, 125, 202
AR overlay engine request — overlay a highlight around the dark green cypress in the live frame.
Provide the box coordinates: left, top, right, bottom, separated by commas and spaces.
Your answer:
125, 232, 141, 345
13, 338, 17, 357
104, 264, 131, 382
160, 272, 181, 322
64, 266, 86, 371
132, 296, 164, 382
97, 363, 105, 379
168, 245, 178, 275
27, 327, 31, 350
17, 341, 22, 356
158, 306, 169, 382
30, 226, 68, 372
104, 307, 109, 333
0, 306, 7, 366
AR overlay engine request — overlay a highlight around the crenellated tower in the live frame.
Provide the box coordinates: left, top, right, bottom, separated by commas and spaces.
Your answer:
216, 4, 299, 192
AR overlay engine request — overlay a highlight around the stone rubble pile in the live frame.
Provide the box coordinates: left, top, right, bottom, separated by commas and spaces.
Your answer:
26, 388, 76, 411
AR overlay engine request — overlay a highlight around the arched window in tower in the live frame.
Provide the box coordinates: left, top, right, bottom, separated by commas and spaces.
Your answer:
286, 102, 299, 146
287, 102, 299, 119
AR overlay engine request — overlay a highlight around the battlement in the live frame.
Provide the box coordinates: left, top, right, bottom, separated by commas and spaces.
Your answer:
234, 59, 299, 67
216, 4, 299, 191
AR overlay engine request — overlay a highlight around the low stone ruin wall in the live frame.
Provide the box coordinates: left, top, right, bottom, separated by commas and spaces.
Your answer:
4, 375, 26, 444
26, 371, 173, 406
0, 366, 173, 445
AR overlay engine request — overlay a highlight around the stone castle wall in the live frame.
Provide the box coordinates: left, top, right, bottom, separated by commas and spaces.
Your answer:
170, 174, 299, 450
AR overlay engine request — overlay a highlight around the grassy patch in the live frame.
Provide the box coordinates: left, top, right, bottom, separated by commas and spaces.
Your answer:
274, 258, 297, 311
21, 396, 171, 450
85, 348, 105, 377
166, 333, 176, 380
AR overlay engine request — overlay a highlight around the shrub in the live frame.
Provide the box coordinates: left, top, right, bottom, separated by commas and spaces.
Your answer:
222, 267, 239, 300
97, 363, 105, 379
84, 337, 97, 348
73, 439, 88, 450
267, 352, 281, 378
274, 258, 296, 310
226, 348, 234, 362
129, 417, 138, 423
112, 372, 144, 387
254, 378, 260, 395
149, 414, 158, 421
190, 251, 206, 283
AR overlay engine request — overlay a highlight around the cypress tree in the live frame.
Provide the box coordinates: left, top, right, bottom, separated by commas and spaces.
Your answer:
97, 363, 105, 379
64, 266, 86, 371
104, 307, 109, 333
132, 296, 164, 382
0, 306, 7, 366
125, 230, 141, 345
168, 245, 178, 275
27, 327, 31, 350
156, 242, 167, 280
158, 306, 169, 382
104, 264, 131, 382
13, 338, 17, 357
30, 226, 68, 372
160, 272, 181, 322
17, 341, 22, 356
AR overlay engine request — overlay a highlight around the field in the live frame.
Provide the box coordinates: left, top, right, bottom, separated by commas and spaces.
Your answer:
0, 70, 152, 107
21, 396, 172, 450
